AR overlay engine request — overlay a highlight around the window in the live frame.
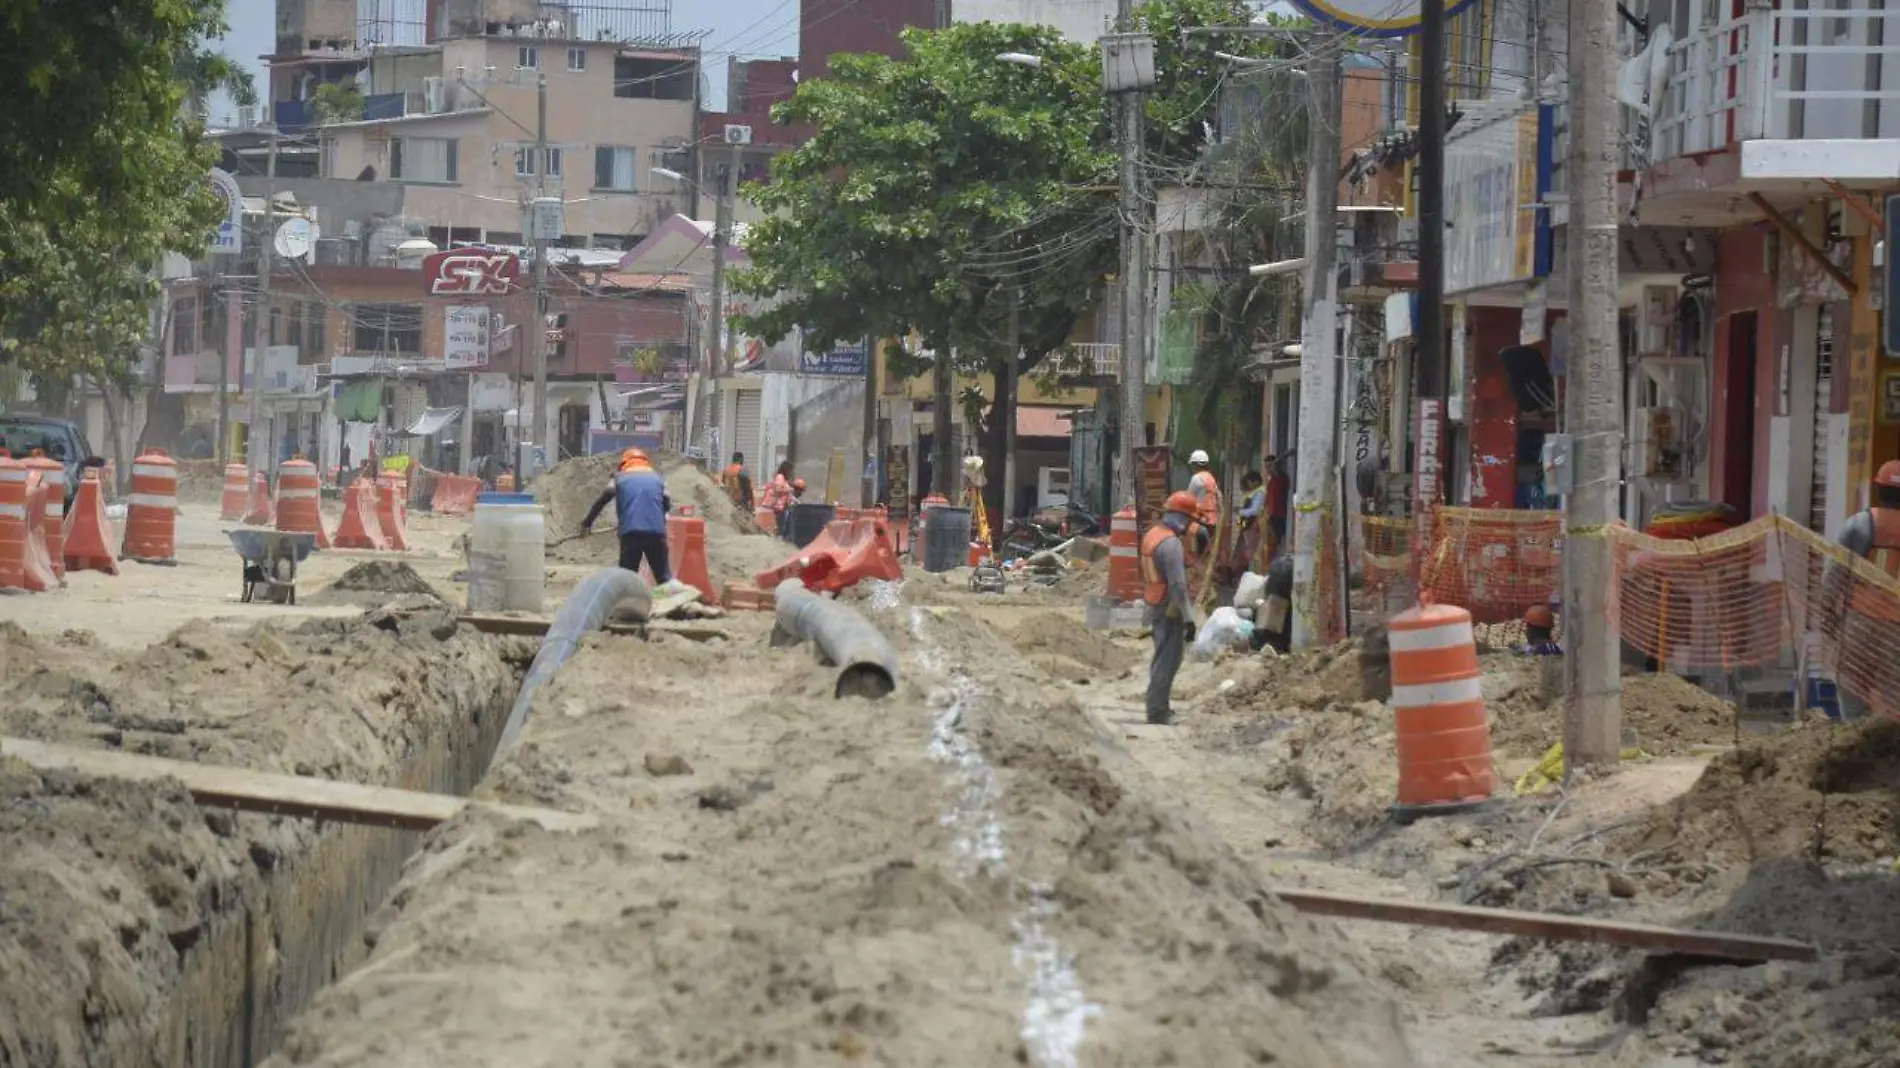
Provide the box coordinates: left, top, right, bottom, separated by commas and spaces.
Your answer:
518, 45, 539, 70
351, 302, 422, 355
485, 230, 522, 246
391, 136, 457, 183
516, 146, 563, 178
614, 56, 693, 100
170, 296, 199, 353
304, 304, 326, 362
567, 47, 586, 72
594, 146, 636, 191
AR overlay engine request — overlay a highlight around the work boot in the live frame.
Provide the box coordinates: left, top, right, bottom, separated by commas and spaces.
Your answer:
1146, 707, 1174, 726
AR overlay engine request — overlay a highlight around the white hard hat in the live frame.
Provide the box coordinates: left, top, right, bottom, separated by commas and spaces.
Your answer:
1188, 449, 1210, 465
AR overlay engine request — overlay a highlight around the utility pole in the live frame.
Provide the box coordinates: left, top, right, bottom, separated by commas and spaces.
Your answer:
1290, 31, 1343, 649
1003, 287, 1020, 529
216, 259, 231, 469
526, 72, 549, 485
860, 334, 878, 507
1563, 0, 1624, 769
1113, 0, 1148, 509
1414, 0, 1449, 594
707, 142, 736, 380
247, 130, 278, 475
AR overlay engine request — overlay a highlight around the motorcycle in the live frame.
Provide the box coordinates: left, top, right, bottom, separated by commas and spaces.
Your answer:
999, 503, 1103, 560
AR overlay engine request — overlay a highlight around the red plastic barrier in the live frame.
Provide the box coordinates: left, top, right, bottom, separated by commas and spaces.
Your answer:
754, 518, 904, 593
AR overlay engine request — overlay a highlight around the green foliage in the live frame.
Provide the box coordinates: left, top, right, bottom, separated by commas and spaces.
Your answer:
312, 82, 366, 126
0, 0, 241, 392
732, 21, 1115, 374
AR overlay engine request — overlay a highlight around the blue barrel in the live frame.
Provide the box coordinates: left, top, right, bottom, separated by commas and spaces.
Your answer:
783, 502, 836, 548
922, 506, 972, 572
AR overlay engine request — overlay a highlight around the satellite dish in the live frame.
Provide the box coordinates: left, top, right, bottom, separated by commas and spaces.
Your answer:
273, 217, 315, 259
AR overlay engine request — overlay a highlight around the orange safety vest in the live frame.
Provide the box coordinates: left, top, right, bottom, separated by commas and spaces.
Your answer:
722, 463, 745, 503
1850, 508, 1900, 621
1139, 524, 1178, 607
1189, 470, 1222, 527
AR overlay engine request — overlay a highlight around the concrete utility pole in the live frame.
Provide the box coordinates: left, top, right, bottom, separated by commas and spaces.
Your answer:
1562, 0, 1624, 768
860, 334, 878, 508
1414, 0, 1449, 593
1003, 287, 1020, 526
707, 143, 737, 380
216, 261, 231, 469
527, 73, 550, 485
1114, 0, 1148, 508
247, 130, 279, 475
1291, 32, 1343, 649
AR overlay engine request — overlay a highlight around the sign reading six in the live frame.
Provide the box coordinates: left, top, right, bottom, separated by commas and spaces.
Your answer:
422, 251, 521, 296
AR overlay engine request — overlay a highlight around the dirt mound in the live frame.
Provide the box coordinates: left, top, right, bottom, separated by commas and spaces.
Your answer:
0, 609, 514, 1067
1486, 665, 1740, 759
325, 559, 442, 599
1008, 611, 1137, 675
267, 604, 1417, 1066
1626, 714, 1900, 866
1194, 637, 1382, 715
535, 452, 618, 545
533, 453, 787, 581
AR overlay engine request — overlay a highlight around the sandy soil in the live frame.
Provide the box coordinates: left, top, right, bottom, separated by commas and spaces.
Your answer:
0, 607, 515, 1066
266, 598, 1418, 1068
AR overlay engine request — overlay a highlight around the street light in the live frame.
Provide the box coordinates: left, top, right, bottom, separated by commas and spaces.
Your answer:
1249, 257, 1308, 279
649, 166, 688, 185
996, 52, 1043, 68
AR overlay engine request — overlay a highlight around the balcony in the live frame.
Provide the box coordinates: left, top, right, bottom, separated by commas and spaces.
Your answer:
1652, 3, 1900, 163
1051, 342, 1122, 380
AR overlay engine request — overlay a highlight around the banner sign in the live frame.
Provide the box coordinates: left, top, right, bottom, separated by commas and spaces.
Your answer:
1413, 397, 1443, 581
208, 168, 243, 255
799, 344, 867, 377
1290, 0, 1478, 38
1134, 444, 1173, 531
443, 306, 491, 370
1445, 104, 1547, 295
423, 250, 520, 296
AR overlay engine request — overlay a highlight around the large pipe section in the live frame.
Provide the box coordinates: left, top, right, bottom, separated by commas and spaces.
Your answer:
774, 585, 898, 699
496, 567, 651, 756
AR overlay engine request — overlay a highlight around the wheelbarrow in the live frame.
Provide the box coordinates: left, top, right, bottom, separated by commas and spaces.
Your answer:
227, 529, 318, 605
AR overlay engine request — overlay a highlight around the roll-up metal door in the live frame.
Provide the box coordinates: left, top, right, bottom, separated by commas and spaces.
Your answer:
1811, 306, 1833, 532
734, 388, 763, 472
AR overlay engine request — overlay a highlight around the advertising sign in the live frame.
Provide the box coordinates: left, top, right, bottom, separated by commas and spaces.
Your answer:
1290, 0, 1478, 37
799, 343, 867, 377
422, 250, 520, 296
1445, 104, 1546, 295
1134, 445, 1174, 531
443, 306, 491, 370
1413, 397, 1443, 579
208, 168, 243, 255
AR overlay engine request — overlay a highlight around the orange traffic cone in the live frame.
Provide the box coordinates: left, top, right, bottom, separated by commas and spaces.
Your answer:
20, 479, 57, 592
62, 469, 119, 576
375, 476, 410, 551
0, 453, 27, 589
274, 458, 331, 550
23, 451, 65, 580
220, 463, 248, 521
667, 509, 715, 601
243, 468, 274, 526
332, 478, 387, 550
122, 448, 178, 564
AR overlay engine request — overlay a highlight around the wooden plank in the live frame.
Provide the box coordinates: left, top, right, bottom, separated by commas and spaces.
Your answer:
1, 737, 597, 834
1269, 887, 1817, 963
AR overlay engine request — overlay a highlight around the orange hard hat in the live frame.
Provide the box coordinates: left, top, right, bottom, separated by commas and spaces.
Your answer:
619, 447, 650, 470
1525, 604, 1555, 629
1876, 460, 1900, 489
1164, 490, 1200, 517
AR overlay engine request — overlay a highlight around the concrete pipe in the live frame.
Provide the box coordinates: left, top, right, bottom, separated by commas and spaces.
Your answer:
774, 585, 898, 699
495, 567, 652, 756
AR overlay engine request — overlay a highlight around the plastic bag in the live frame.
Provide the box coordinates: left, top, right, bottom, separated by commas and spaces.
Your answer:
1191, 606, 1253, 659
1233, 570, 1267, 610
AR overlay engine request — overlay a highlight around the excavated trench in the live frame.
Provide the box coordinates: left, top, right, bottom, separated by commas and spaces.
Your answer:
0, 605, 533, 1068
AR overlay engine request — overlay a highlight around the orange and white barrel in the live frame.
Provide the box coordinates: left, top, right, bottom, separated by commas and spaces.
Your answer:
23, 451, 65, 579
220, 463, 248, 521
123, 449, 179, 563
1387, 602, 1497, 815
274, 457, 331, 549
0, 453, 27, 589
1105, 506, 1141, 603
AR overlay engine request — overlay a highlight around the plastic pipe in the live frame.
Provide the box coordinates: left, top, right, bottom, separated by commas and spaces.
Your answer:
774, 585, 898, 699
494, 567, 651, 757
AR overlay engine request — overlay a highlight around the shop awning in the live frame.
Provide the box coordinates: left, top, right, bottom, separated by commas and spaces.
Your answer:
397, 406, 463, 438
1016, 406, 1073, 438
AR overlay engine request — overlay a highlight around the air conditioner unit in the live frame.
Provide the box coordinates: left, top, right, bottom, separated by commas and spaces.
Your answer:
723, 124, 753, 146
422, 76, 446, 114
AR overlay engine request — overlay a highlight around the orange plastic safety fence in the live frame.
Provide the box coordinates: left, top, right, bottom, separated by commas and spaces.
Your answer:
1608, 515, 1900, 723
1419, 507, 1562, 625
1357, 514, 1412, 593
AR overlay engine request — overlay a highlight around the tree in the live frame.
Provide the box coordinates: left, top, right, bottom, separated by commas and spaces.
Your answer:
0, 1, 247, 400
732, 21, 1116, 511
312, 82, 366, 126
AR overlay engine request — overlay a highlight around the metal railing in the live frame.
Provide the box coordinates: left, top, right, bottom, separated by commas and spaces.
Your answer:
1064, 342, 1122, 379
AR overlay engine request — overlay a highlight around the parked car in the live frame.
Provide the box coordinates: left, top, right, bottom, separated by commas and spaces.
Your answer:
0, 414, 95, 506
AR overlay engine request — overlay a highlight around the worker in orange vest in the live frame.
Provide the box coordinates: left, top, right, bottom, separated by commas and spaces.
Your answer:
721, 451, 754, 512
1139, 490, 1201, 726
1832, 459, 1900, 718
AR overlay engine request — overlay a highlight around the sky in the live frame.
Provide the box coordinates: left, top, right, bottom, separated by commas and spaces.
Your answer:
208, 0, 801, 124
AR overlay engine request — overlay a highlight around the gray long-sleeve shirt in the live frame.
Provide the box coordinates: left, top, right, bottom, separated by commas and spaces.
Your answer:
1840, 510, 1877, 559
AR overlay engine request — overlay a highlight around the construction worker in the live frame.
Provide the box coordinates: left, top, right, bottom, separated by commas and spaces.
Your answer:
1140, 490, 1201, 726
1831, 460, 1900, 718
1520, 604, 1562, 656
721, 451, 753, 512
580, 448, 684, 593
760, 460, 795, 529
1186, 449, 1222, 529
